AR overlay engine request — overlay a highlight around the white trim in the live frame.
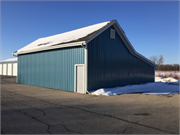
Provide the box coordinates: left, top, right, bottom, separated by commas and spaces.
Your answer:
86, 21, 116, 43
84, 44, 88, 93
86, 20, 157, 67
13, 41, 86, 55
16, 62, 18, 82
114, 22, 157, 67
0, 64, 2, 75
154, 67, 155, 82
74, 64, 85, 94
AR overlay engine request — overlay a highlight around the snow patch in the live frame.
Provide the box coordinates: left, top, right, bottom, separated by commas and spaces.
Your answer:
155, 77, 179, 84
90, 77, 179, 96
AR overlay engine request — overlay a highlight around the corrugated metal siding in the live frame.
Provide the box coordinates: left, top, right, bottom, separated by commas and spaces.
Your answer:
0, 62, 17, 76
0, 64, 2, 75
3, 64, 7, 75
18, 47, 85, 92
87, 26, 154, 91
7, 63, 12, 75
13, 63, 17, 76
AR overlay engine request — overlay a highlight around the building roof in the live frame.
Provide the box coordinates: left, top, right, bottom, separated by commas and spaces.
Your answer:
14, 20, 114, 54
0, 58, 17, 63
13, 20, 157, 67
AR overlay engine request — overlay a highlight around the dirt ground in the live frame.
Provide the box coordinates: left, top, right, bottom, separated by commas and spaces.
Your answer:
1, 75, 179, 134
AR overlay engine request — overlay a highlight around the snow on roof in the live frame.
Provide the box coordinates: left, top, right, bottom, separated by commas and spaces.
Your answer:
0, 58, 17, 63
16, 21, 111, 53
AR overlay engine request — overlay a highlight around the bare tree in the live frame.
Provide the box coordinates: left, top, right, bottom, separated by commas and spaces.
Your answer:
149, 55, 164, 66
156, 64, 180, 71
157, 55, 164, 66
149, 55, 157, 64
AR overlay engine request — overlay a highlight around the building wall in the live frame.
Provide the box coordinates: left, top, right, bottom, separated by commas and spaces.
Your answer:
0, 62, 17, 76
13, 63, 17, 76
0, 64, 2, 75
18, 47, 85, 92
87, 26, 154, 91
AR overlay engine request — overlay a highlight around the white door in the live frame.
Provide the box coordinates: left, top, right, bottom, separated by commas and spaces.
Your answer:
0, 64, 2, 75
3, 64, 7, 75
75, 65, 84, 93
7, 63, 12, 76
13, 63, 17, 76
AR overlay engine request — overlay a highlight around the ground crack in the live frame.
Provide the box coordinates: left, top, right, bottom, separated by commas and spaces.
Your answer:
16, 101, 55, 121
62, 124, 83, 134
50, 123, 83, 134
121, 127, 132, 133
67, 106, 174, 134
18, 109, 52, 134
3, 89, 176, 134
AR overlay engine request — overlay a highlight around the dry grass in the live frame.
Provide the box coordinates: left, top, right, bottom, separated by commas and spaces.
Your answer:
156, 70, 180, 73
155, 71, 180, 80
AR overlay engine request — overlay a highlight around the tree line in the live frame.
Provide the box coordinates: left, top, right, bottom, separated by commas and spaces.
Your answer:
155, 64, 180, 71
149, 55, 179, 71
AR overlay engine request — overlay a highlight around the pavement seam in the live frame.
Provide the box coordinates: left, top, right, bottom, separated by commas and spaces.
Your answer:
3, 89, 176, 134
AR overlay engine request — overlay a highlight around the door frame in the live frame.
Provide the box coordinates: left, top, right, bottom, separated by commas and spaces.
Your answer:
74, 64, 85, 93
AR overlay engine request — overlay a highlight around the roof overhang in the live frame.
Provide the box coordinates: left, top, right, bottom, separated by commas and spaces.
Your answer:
12, 41, 86, 55
13, 20, 157, 67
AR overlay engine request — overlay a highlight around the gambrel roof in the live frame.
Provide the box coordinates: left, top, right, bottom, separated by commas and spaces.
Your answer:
13, 20, 157, 67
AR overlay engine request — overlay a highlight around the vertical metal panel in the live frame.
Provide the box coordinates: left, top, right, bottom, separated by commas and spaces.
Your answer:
3, 64, 7, 75
18, 47, 84, 92
0, 64, 2, 75
13, 63, 17, 76
0, 62, 17, 76
7, 63, 12, 76
87, 26, 154, 91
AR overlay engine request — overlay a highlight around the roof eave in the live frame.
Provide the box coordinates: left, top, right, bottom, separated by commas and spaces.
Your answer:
13, 41, 86, 55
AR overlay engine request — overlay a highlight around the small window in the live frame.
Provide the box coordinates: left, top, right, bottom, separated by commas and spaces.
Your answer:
110, 29, 115, 39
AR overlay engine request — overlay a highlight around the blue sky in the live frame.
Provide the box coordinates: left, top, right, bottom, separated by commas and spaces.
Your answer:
1, 1, 179, 64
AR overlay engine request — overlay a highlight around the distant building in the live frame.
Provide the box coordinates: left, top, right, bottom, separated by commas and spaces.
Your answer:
13, 20, 157, 93
0, 58, 17, 76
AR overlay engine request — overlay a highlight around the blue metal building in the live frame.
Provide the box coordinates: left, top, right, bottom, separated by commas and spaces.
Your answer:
13, 20, 157, 93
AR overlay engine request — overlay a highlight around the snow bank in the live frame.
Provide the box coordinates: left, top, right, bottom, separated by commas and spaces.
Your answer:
155, 77, 179, 83
90, 77, 179, 96
17, 21, 110, 53
0, 58, 17, 62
